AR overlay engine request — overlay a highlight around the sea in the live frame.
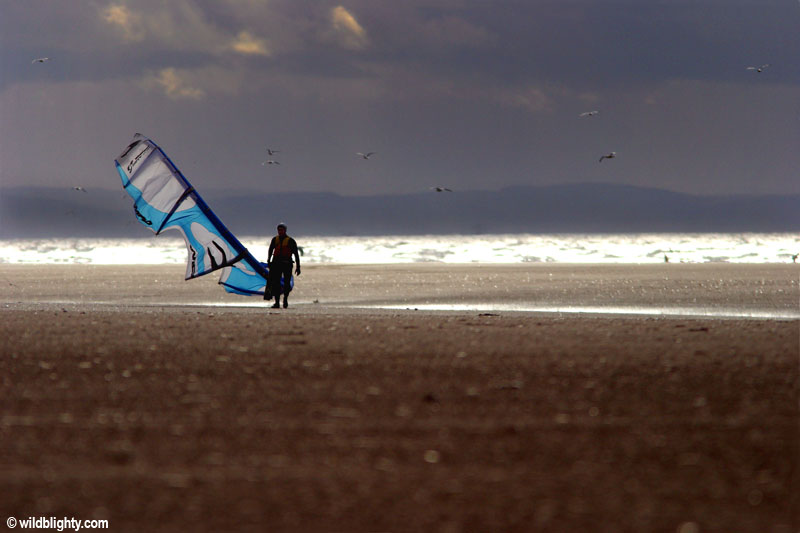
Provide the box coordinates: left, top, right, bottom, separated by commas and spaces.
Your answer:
1, 233, 798, 265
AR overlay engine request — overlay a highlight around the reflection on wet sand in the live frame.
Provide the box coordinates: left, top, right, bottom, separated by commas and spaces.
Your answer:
358, 303, 800, 320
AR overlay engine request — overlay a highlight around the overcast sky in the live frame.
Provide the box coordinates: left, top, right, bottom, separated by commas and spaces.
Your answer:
2, 0, 799, 197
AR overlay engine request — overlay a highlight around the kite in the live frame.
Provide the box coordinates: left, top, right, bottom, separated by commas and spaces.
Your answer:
114, 133, 270, 296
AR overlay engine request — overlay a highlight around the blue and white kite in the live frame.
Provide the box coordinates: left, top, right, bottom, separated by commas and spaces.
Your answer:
114, 133, 270, 296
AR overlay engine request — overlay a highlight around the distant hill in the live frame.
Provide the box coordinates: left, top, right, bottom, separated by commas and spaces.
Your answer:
1, 184, 797, 238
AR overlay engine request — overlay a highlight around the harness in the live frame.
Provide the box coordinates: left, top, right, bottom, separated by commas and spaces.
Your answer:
272, 235, 294, 261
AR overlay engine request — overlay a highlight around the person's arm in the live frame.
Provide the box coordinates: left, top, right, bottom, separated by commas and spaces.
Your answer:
267, 237, 275, 263
292, 239, 301, 275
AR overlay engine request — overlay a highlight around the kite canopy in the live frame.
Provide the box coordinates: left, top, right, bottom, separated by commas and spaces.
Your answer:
114, 133, 269, 296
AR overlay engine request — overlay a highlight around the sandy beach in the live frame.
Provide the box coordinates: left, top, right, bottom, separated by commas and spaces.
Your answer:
1, 263, 798, 532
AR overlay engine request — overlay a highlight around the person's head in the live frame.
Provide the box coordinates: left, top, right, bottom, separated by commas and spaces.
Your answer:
277, 223, 287, 236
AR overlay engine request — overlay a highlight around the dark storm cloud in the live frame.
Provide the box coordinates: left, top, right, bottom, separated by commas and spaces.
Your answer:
1, 0, 798, 198
355, 1, 800, 87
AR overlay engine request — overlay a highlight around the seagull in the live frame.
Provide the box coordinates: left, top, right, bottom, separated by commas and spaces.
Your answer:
262, 160, 280, 166
72, 186, 88, 193
579, 110, 599, 117
746, 64, 770, 73
431, 187, 453, 192
31, 57, 50, 64
356, 152, 376, 160
598, 152, 616, 162
266, 148, 280, 156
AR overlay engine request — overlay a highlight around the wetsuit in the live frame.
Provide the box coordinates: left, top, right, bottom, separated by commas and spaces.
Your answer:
268, 234, 299, 303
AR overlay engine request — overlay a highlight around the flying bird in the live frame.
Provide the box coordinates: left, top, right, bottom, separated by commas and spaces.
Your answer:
262, 160, 280, 166
266, 148, 280, 156
72, 186, 88, 193
579, 111, 599, 117
356, 152, 376, 160
746, 64, 770, 73
598, 152, 616, 162
431, 187, 453, 192
31, 57, 50, 64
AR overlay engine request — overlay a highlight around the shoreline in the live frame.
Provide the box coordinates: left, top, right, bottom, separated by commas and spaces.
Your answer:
2, 263, 797, 317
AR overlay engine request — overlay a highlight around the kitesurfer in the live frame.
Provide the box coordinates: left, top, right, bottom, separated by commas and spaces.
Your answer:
268, 223, 301, 308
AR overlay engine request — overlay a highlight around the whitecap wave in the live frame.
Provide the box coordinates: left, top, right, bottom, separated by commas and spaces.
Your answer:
1, 233, 798, 264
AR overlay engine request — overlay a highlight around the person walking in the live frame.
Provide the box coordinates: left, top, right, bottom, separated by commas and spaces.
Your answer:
267, 223, 301, 308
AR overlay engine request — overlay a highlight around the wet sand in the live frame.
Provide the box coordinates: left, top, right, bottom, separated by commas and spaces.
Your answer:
1, 264, 798, 532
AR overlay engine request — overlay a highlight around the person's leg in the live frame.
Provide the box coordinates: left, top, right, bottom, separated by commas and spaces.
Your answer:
282, 263, 291, 307
269, 268, 281, 308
